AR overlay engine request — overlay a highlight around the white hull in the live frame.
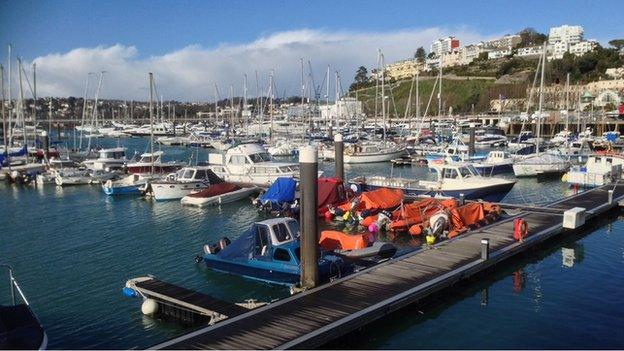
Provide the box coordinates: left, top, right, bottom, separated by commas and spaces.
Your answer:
181, 187, 258, 207
344, 149, 405, 164
151, 182, 208, 201
513, 163, 568, 177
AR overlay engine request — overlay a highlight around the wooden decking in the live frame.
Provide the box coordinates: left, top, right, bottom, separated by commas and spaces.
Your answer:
153, 183, 624, 350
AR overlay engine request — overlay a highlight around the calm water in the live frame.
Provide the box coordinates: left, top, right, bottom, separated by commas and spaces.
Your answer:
1, 136, 623, 349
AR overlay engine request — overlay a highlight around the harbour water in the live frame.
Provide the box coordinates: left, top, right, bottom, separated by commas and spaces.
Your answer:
2, 137, 623, 349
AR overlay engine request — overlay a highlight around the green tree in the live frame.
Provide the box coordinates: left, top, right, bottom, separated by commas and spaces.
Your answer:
414, 47, 426, 63
354, 66, 368, 84
476, 52, 489, 62
608, 39, 624, 50
517, 27, 547, 48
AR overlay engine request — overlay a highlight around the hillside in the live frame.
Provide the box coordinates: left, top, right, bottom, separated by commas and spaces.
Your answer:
348, 77, 528, 117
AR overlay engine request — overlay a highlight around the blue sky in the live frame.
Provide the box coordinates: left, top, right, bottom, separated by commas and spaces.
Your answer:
0, 0, 621, 100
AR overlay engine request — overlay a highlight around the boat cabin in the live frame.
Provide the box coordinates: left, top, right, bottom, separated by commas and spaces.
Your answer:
137, 151, 164, 164
253, 218, 301, 258
97, 147, 126, 160
208, 143, 300, 178
485, 151, 512, 163
165, 166, 217, 183
430, 163, 481, 181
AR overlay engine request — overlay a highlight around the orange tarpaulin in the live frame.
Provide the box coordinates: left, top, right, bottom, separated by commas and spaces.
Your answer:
339, 188, 404, 212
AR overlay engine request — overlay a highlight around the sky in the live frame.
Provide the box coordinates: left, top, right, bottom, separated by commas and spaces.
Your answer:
0, 0, 621, 101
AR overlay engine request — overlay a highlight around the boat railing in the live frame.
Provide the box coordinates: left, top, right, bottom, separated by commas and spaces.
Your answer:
0, 264, 30, 306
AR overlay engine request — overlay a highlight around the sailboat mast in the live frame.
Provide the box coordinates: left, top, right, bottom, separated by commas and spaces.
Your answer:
438, 63, 442, 117
243, 74, 248, 135
325, 65, 330, 133
380, 52, 386, 141
269, 71, 274, 141
416, 70, 420, 121
87, 71, 104, 152
32, 63, 37, 127
149, 72, 155, 175
300, 58, 305, 142
565, 72, 570, 131
17, 58, 26, 148
78, 73, 91, 150
1, 65, 6, 151
536, 43, 547, 152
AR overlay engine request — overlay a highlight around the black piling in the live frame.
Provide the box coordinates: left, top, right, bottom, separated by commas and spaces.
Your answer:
299, 146, 319, 289
469, 123, 475, 157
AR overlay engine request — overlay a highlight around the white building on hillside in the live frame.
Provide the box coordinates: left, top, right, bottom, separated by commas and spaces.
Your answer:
569, 40, 598, 56
549, 25, 584, 44
319, 97, 363, 120
430, 36, 460, 57
517, 45, 544, 58
488, 48, 512, 59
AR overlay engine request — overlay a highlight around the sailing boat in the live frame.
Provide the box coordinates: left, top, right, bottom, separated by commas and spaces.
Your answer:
512, 45, 569, 177
103, 73, 177, 195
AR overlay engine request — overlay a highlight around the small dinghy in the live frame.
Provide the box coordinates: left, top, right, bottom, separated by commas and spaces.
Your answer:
102, 174, 154, 195
319, 230, 397, 260
181, 182, 258, 207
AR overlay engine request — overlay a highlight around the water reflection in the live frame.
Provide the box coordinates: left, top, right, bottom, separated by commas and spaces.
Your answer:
561, 243, 585, 268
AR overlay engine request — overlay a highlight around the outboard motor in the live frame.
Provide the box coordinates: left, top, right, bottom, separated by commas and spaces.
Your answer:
218, 237, 231, 251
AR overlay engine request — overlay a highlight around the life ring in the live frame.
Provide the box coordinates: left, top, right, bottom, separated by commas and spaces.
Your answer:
514, 218, 528, 241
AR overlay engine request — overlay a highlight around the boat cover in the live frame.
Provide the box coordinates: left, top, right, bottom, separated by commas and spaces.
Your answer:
317, 178, 346, 213
188, 182, 241, 198
216, 224, 257, 261
0, 146, 28, 167
259, 177, 296, 204
340, 188, 404, 212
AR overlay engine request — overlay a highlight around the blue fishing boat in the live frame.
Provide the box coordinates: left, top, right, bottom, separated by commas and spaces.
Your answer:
102, 174, 151, 195
200, 218, 351, 286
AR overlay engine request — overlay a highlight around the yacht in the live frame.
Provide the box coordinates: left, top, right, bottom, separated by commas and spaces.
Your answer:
126, 123, 174, 137
471, 150, 514, 175
352, 162, 516, 202
207, 143, 309, 187
82, 147, 128, 171
148, 166, 220, 201
342, 141, 406, 164
512, 153, 569, 177
126, 151, 184, 175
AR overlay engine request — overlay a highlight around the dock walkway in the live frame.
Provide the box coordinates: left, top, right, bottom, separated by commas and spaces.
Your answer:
153, 183, 624, 350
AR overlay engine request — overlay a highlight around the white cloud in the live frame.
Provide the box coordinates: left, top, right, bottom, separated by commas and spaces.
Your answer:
21, 27, 493, 101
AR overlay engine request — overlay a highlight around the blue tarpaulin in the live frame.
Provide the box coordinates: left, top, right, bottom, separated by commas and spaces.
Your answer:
0, 146, 27, 168
259, 177, 296, 204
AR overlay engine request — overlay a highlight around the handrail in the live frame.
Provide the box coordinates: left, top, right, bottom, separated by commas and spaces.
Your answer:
0, 264, 30, 306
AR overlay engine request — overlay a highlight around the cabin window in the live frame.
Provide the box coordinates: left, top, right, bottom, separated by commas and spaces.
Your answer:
279, 166, 292, 172
459, 167, 473, 178
286, 220, 300, 238
182, 169, 194, 179
195, 170, 207, 179
255, 225, 270, 255
273, 223, 292, 242
230, 155, 247, 165
273, 248, 291, 262
442, 168, 458, 179
250, 152, 272, 163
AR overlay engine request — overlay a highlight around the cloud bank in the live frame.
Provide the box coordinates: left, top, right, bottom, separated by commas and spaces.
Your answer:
22, 27, 492, 101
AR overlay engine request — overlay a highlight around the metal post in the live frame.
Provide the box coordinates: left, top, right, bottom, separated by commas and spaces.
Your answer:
334, 133, 344, 181
300, 146, 319, 289
608, 189, 613, 205
41, 130, 49, 161
459, 193, 465, 206
469, 123, 475, 157
481, 238, 490, 260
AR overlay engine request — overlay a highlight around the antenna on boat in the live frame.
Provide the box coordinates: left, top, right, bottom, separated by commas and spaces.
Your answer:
149, 72, 155, 176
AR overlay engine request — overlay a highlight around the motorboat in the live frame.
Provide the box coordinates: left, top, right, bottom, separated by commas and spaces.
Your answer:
102, 173, 157, 195
0, 264, 47, 349
207, 143, 308, 187
126, 123, 174, 136
253, 177, 297, 214
82, 147, 128, 171
126, 151, 184, 175
471, 151, 514, 175
563, 153, 624, 187
352, 163, 516, 202
199, 218, 351, 286
181, 182, 259, 207
551, 129, 573, 145
149, 166, 221, 201
55, 168, 118, 186
512, 153, 569, 177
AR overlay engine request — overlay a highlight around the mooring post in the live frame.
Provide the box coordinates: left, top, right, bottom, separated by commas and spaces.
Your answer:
334, 133, 344, 181
459, 193, 465, 206
41, 130, 49, 161
481, 238, 490, 260
469, 123, 475, 157
608, 189, 613, 205
300, 146, 319, 289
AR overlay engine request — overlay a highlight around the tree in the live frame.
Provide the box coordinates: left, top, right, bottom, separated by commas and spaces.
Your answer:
414, 47, 426, 63
476, 52, 489, 62
354, 66, 368, 84
427, 52, 436, 59
608, 39, 624, 50
517, 27, 547, 48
